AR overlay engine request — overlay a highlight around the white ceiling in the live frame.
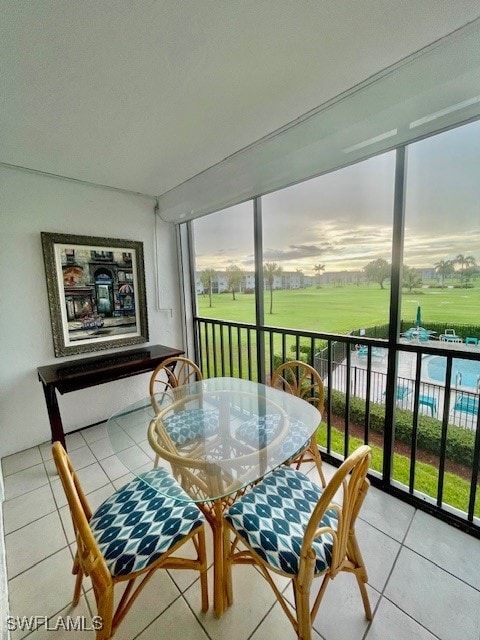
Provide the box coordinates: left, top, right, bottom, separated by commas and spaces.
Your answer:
2, 1, 480, 198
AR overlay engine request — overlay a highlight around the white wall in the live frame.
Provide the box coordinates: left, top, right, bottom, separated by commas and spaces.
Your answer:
0, 167, 183, 457
0, 473, 7, 640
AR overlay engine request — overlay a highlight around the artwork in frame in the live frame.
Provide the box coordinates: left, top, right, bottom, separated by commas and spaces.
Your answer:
41, 232, 149, 357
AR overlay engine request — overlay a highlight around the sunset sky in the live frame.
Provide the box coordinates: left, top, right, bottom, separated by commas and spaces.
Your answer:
193, 120, 480, 275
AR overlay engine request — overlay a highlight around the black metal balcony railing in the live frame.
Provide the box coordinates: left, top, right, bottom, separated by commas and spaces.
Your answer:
195, 316, 480, 538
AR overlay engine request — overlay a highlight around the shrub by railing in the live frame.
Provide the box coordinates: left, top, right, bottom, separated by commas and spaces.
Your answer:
349, 322, 480, 341
350, 324, 389, 339
328, 389, 476, 468
287, 340, 328, 362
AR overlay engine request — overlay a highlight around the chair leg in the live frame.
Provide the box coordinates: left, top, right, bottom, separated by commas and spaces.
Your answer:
211, 501, 226, 617
95, 587, 114, 640
197, 527, 209, 612
72, 552, 83, 606
72, 568, 84, 606
309, 436, 326, 488
309, 574, 330, 626
293, 581, 312, 640
348, 532, 372, 620
355, 575, 372, 621
223, 522, 234, 608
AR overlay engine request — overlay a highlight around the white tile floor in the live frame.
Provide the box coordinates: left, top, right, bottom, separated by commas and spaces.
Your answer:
2, 424, 480, 640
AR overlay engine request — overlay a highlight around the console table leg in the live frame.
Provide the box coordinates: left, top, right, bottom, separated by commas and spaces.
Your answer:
42, 383, 66, 450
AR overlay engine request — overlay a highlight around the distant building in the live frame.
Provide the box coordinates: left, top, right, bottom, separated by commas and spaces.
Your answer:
196, 266, 439, 292
196, 270, 309, 293
280, 271, 305, 289
418, 267, 436, 281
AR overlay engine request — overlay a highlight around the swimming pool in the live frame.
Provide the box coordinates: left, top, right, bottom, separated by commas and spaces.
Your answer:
425, 356, 480, 388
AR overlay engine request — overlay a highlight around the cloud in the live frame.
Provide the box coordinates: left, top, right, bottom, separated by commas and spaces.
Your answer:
263, 243, 330, 261
404, 230, 480, 267
192, 120, 480, 274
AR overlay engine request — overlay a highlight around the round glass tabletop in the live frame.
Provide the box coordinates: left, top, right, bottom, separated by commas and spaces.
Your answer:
107, 376, 321, 503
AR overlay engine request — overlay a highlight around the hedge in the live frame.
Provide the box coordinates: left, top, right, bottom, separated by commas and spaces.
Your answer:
328, 389, 476, 468
350, 322, 480, 341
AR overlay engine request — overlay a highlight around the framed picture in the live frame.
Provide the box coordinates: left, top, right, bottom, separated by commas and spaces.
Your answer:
41, 232, 149, 357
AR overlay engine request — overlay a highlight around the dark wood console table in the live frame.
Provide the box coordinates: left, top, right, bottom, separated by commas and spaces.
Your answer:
37, 344, 184, 449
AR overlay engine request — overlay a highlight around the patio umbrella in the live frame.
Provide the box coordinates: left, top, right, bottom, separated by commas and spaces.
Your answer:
415, 305, 422, 328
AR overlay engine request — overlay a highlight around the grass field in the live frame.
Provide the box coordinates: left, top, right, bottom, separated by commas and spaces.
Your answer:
197, 284, 480, 333
318, 425, 480, 517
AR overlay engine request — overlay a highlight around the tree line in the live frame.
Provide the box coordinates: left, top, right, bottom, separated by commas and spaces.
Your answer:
364, 254, 478, 291
199, 262, 283, 313
199, 253, 478, 313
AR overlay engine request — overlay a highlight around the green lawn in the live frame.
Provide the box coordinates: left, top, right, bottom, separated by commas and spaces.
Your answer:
317, 425, 480, 517
198, 284, 480, 333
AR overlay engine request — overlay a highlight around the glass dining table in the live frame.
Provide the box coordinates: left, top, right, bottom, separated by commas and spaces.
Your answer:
106, 376, 322, 617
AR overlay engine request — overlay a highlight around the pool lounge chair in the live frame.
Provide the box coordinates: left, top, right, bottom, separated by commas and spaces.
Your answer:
396, 385, 412, 401
383, 385, 412, 403
418, 394, 437, 416
440, 329, 462, 343
355, 345, 386, 360
452, 395, 479, 416
401, 327, 431, 342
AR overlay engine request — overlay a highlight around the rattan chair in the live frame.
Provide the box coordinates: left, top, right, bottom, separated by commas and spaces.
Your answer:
52, 441, 208, 639
149, 356, 204, 412
271, 360, 326, 487
225, 445, 372, 640
149, 356, 218, 463
148, 394, 291, 618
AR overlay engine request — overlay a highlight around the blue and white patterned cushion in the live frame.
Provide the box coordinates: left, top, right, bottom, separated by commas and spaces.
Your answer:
164, 408, 218, 445
236, 414, 313, 460
90, 469, 205, 577
225, 466, 338, 575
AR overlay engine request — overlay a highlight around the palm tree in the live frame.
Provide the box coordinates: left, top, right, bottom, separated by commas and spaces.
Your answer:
455, 254, 466, 286
463, 259, 479, 287
200, 268, 216, 307
314, 263, 325, 288
434, 259, 453, 288
455, 254, 476, 287
263, 262, 283, 314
